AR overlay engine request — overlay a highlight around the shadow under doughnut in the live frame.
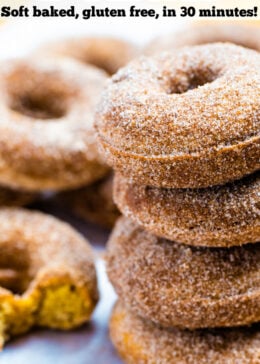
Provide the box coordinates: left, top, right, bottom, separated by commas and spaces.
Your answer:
0, 185, 37, 207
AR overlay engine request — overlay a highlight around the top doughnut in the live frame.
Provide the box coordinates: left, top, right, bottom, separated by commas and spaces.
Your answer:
96, 43, 260, 188
147, 24, 260, 54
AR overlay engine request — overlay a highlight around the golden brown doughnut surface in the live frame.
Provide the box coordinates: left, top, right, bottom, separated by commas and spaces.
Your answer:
57, 174, 120, 229
147, 24, 260, 55
38, 37, 139, 75
0, 57, 109, 191
110, 301, 260, 364
0, 208, 98, 347
107, 217, 260, 329
113, 172, 260, 247
96, 43, 260, 188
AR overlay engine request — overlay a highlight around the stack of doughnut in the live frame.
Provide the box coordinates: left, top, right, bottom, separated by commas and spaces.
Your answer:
0, 37, 137, 347
96, 40, 260, 363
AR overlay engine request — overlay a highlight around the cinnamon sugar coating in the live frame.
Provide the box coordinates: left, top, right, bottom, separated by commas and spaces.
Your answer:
107, 217, 260, 329
57, 174, 120, 229
0, 208, 98, 347
38, 37, 139, 75
146, 24, 260, 55
110, 301, 260, 364
96, 43, 260, 188
0, 57, 109, 191
113, 172, 260, 247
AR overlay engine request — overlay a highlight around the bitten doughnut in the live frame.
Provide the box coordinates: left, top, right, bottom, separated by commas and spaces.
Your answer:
107, 217, 260, 329
147, 24, 260, 55
58, 174, 120, 229
38, 37, 138, 75
0, 57, 109, 191
96, 43, 260, 188
114, 172, 260, 247
110, 301, 260, 364
0, 208, 98, 347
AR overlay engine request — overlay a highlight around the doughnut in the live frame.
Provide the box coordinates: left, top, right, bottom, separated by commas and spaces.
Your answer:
113, 172, 260, 247
107, 217, 260, 329
0, 208, 98, 347
57, 174, 120, 229
37, 37, 139, 75
0, 186, 36, 207
96, 43, 260, 188
110, 301, 260, 364
0, 57, 110, 191
146, 24, 260, 55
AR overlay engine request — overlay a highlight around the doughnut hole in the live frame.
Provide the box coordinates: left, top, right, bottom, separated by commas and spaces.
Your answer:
6, 66, 76, 120
0, 245, 32, 295
165, 65, 220, 94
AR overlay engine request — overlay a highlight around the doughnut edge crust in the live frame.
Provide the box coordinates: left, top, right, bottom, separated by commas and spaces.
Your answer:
98, 135, 259, 188
107, 217, 260, 329
110, 301, 260, 364
113, 172, 260, 247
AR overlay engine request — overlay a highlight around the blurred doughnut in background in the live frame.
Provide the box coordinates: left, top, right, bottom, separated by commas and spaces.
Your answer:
146, 23, 260, 54
36, 37, 139, 75
54, 174, 120, 230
